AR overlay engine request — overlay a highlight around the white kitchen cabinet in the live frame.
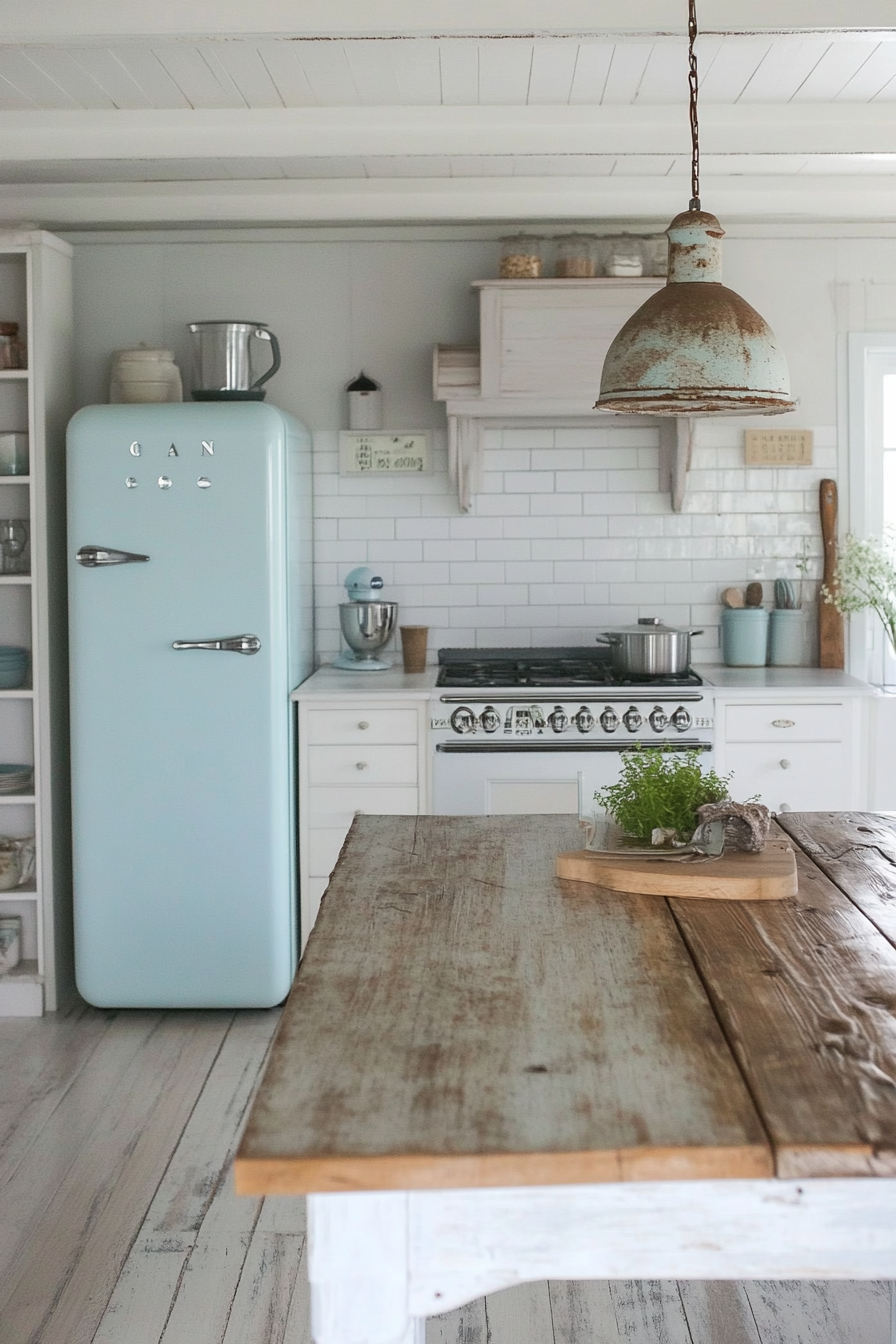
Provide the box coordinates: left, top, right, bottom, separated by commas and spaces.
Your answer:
0, 231, 73, 1015
296, 694, 430, 950
714, 697, 867, 815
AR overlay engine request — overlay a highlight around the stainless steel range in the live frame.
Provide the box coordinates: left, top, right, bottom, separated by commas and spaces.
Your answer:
431, 647, 714, 817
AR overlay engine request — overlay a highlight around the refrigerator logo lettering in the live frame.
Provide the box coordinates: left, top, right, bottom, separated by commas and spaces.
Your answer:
168, 444, 179, 457
129, 442, 141, 457
201, 441, 214, 456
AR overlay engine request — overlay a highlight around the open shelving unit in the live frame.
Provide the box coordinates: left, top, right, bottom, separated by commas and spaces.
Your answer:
0, 231, 73, 1015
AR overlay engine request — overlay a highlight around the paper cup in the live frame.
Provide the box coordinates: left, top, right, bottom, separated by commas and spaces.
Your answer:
400, 626, 428, 674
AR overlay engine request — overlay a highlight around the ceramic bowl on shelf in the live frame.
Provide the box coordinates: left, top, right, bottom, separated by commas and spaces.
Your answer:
0, 764, 33, 793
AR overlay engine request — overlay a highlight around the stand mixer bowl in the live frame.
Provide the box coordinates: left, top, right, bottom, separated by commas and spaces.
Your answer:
337, 601, 397, 669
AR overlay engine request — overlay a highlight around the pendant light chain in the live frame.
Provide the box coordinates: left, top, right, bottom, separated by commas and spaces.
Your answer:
688, 0, 701, 210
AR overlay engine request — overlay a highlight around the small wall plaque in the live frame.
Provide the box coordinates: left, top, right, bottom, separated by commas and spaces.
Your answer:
744, 429, 813, 466
339, 432, 430, 475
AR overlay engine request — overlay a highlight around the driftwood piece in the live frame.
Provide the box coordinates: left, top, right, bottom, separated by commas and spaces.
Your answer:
696, 800, 772, 852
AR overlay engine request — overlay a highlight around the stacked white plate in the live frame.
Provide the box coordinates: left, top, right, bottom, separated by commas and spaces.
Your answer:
0, 764, 33, 793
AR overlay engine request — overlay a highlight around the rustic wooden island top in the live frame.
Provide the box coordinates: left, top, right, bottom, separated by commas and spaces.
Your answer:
236, 813, 896, 1195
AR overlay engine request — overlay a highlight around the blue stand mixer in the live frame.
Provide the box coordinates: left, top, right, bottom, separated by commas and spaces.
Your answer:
333, 567, 398, 671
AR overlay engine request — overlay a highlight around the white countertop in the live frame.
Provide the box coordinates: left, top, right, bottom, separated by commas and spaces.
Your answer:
291, 664, 438, 700
292, 662, 877, 701
699, 665, 875, 696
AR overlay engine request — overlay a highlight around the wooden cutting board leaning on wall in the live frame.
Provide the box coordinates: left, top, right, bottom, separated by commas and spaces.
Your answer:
818, 478, 845, 669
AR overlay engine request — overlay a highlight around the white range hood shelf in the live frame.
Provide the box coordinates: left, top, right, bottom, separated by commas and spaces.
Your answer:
434, 278, 693, 513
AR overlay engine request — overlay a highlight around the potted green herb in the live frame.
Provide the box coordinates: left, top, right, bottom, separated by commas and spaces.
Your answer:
594, 747, 731, 846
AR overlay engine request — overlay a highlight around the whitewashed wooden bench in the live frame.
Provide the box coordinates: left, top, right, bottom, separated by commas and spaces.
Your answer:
236, 813, 896, 1344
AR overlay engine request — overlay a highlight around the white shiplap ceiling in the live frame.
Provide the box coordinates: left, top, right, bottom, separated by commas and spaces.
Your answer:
1, 3, 895, 226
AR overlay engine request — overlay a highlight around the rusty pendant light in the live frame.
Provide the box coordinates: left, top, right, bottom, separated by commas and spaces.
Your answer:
596, 0, 795, 416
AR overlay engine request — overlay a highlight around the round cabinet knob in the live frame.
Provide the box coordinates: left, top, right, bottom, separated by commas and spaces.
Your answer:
780, 759, 792, 769
358, 720, 370, 730
599, 707, 619, 733
671, 707, 691, 732
575, 708, 594, 733
480, 706, 500, 733
548, 708, 568, 733
356, 761, 369, 771
450, 707, 476, 735
649, 706, 668, 732
623, 707, 642, 733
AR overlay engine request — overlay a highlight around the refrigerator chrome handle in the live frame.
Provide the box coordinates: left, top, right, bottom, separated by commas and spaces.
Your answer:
76, 545, 150, 567
172, 634, 261, 655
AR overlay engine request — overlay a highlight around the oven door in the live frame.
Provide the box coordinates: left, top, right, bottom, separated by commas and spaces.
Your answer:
432, 740, 712, 816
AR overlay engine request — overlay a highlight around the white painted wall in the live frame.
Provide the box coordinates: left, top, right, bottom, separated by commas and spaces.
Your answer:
68, 225, 896, 666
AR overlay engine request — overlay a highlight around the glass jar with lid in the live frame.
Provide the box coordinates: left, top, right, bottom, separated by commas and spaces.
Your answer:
499, 234, 544, 279
554, 234, 598, 278
0, 322, 21, 370
599, 235, 644, 277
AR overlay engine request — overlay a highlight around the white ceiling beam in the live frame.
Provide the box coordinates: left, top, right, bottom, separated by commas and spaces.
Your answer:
3, 105, 896, 160
3, 1, 896, 42
1, 175, 894, 226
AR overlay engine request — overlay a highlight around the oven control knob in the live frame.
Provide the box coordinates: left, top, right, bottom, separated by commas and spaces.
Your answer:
450, 706, 476, 734
575, 707, 594, 733
599, 707, 619, 733
548, 707, 568, 733
623, 707, 642, 733
671, 706, 692, 732
649, 706, 668, 733
480, 706, 500, 734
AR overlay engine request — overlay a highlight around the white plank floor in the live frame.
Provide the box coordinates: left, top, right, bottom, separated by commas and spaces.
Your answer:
0, 1000, 892, 1344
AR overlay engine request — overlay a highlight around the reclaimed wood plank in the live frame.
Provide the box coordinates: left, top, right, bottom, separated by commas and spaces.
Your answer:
676, 1281, 762, 1344
427, 1299, 487, 1344
549, 1279, 619, 1343
238, 815, 770, 1193
92, 1249, 186, 1344
220, 1232, 306, 1344
0, 1013, 230, 1344
777, 812, 896, 949
742, 1279, 891, 1344
668, 823, 896, 1177
484, 1282, 553, 1344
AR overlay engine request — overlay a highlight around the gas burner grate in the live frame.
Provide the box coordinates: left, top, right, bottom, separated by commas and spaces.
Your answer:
436, 647, 702, 690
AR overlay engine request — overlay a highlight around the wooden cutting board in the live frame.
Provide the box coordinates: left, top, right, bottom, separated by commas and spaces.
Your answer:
818, 478, 845, 669
555, 837, 798, 901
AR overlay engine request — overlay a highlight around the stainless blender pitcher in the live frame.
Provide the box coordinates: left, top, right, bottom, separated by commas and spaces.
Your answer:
187, 321, 281, 401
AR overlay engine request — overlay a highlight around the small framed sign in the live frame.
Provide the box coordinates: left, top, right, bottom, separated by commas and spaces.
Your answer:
744, 429, 813, 466
339, 432, 431, 476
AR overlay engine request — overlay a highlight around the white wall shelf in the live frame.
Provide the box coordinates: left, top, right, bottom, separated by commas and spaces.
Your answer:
0, 230, 74, 1016
433, 278, 694, 513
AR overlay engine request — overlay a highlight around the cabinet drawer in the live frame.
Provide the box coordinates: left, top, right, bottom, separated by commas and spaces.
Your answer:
307, 785, 420, 830
724, 702, 845, 742
308, 744, 418, 786
306, 707, 419, 746
724, 742, 851, 812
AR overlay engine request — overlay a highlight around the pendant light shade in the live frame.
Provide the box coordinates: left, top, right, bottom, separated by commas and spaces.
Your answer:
596, 0, 795, 417
596, 211, 795, 416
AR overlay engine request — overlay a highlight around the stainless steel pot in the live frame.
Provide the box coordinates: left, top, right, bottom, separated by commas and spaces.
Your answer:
597, 617, 703, 677
187, 320, 281, 401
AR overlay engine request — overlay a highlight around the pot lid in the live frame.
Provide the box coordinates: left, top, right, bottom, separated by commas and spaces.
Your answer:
601, 617, 690, 637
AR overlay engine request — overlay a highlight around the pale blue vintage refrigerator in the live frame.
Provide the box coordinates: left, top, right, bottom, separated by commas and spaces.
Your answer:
67, 403, 313, 1008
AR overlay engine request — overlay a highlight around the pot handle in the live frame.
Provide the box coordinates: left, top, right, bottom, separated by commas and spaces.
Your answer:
688, 629, 704, 638
595, 633, 621, 644
250, 328, 282, 390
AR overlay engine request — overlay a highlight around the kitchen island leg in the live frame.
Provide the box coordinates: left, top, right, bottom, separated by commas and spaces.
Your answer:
308, 1192, 423, 1344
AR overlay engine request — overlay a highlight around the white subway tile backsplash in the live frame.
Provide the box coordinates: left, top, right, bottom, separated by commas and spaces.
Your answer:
532, 538, 583, 561
310, 423, 839, 667
476, 539, 532, 561
450, 561, 504, 584
531, 494, 583, 515
479, 584, 528, 605
532, 448, 583, 470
